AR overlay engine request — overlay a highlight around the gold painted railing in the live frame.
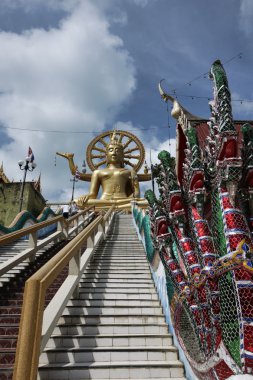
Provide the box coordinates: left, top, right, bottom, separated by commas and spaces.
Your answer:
13, 205, 115, 380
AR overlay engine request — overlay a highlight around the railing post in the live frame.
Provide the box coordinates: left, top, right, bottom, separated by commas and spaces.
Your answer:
87, 230, 95, 248
69, 249, 81, 298
57, 218, 65, 242
28, 231, 37, 262
74, 216, 79, 236
62, 220, 69, 239
98, 220, 105, 240
104, 216, 109, 235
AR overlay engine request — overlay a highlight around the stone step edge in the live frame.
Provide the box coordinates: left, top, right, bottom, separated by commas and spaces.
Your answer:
78, 292, 157, 295
43, 345, 178, 353
66, 302, 160, 306
49, 333, 172, 338
39, 378, 187, 380
83, 270, 151, 272
65, 297, 159, 300
39, 360, 184, 369
64, 305, 161, 309
78, 282, 154, 285
55, 322, 168, 327
0, 314, 166, 320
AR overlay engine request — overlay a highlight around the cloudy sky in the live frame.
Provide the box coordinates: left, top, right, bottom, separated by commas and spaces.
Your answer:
0, 0, 252, 202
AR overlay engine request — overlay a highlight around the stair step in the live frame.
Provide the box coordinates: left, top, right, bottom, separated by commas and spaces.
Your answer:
78, 287, 157, 293
46, 334, 172, 348
78, 293, 159, 300
54, 323, 169, 335
38, 361, 185, 379
0, 326, 19, 335
58, 315, 166, 325
91, 259, 147, 262
84, 269, 150, 273
0, 348, 16, 365
79, 282, 155, 288
80, 278, 153, 284
82, 273, 151, 279
0, 336, 17, 348
0, 306, 22, 314
86, 260, 150, 271
67, 300, 160, 307
40, 346, 179, 364
0, 316, 20, 323
61, 305, 163, 315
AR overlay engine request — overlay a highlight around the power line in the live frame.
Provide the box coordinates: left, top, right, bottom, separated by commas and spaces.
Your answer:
170, 52, 243, 93
0, 125, 169, 134
174, 93, 253, 104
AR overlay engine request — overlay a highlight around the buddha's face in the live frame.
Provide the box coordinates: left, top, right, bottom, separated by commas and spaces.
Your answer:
107, 144, 124, 166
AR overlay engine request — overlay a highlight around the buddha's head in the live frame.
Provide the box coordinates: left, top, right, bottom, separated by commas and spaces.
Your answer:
106, 131, 124, 167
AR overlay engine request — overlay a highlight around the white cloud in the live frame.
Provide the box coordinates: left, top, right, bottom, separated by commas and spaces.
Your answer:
0, 0, 136, 202
239, 0, 253, 36
143, 137, 176, 197
0, 0, 81, 12
131, 0, 149, 7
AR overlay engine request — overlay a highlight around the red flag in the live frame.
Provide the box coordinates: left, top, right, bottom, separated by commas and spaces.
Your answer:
28, 146, 34, 162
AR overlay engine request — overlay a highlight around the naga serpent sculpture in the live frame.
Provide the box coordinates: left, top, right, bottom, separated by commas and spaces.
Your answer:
144, 60, 253, 379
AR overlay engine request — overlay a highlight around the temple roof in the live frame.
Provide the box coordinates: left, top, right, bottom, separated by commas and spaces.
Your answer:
191, 119, 252, 154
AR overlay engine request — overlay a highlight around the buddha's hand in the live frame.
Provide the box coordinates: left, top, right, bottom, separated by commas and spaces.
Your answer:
77, 195, 89, 208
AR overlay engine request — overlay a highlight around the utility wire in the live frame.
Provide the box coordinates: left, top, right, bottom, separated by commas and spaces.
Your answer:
174, 93, 253, 103
0, 125, 169, 134
171, 52, 243, 93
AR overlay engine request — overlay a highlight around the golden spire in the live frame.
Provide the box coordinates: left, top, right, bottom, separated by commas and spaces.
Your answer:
158, 80, 201, 121
33, 172, 42, 193
0, 162, 10, 184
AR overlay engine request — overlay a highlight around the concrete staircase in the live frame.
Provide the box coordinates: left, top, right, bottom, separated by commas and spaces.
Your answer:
38, 214, 186, 379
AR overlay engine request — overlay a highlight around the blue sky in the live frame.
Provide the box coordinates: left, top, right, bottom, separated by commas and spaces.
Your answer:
0, 0, 252, 202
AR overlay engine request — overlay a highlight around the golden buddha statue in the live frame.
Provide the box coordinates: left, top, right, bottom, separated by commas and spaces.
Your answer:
57, 130, 150, 210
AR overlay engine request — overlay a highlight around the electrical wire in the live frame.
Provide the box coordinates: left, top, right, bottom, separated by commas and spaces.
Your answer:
173, 94, 253, 103
0, 125, 169, 134
170, 52, 243, 93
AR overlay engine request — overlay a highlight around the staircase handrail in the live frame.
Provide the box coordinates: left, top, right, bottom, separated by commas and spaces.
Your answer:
0, 207, 95, 278
65, 205, 95, 227
13, 205, 115, 380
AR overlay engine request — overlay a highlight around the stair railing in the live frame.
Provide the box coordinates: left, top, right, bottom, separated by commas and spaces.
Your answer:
13, 205, 115, 380
0, 206, 95, 279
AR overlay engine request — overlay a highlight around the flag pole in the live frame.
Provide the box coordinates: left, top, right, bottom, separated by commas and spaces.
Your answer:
150, 149, 154, 193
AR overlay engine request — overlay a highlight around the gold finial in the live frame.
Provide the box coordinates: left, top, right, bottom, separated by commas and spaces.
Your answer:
109, 130, 123, 148
158, 80, 201, 121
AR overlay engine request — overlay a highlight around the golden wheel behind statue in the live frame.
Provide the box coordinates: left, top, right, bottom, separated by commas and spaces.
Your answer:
86, 130, 145, 172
